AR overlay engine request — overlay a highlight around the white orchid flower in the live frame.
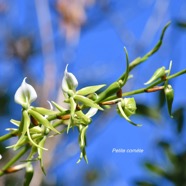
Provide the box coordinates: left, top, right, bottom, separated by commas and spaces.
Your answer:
14, 77, 37, 108
62, 65, 78, 96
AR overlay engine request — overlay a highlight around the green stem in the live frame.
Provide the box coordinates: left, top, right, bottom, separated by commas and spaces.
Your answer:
104, 69, 186, 101
47, 110, 69, 121
0, 145, 30, 176
1, 69, 185, 142
128, 22, 171, 72
0, 130, 18, 142
96, 22, 171, 102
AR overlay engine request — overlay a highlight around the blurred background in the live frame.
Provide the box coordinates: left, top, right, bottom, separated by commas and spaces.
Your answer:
0, 0, 186, 185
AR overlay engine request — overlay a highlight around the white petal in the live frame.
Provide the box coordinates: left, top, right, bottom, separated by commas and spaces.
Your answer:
62, 65, 78, 93
0, 154, 2, 160
14, 77, 37, 106
47, 101, 53, 110
86, 108, 98, 118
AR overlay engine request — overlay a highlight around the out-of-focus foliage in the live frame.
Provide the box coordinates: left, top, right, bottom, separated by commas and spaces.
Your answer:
134, 92, 186, 186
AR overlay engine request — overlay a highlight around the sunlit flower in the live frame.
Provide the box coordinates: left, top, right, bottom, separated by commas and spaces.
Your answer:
14, 77, 37, 108
62, 65, 78, 96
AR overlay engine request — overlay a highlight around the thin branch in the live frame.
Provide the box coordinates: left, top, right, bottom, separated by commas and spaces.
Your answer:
0, 145, 30, 176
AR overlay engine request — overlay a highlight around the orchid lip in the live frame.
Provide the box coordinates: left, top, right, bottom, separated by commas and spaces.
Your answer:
14, 77, 37, 108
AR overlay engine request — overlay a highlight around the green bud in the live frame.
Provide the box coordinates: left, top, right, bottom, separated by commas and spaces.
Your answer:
144, 66, 166, 85
62, 65, 78, 96
117, 98, 141, 127
121, 98, 137, 117
164, 84, 174, 118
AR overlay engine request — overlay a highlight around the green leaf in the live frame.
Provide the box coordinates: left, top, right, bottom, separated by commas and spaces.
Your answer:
144, 66, 166, 85
145, 162, 166, 176
158, 141, 177, 165
122, 47, 130, 85
118, 47, 130, 84
117, 101, 141, 127
158, 89, 166, 109
173, 107, 184, 134
175, 20, 186, 29
28, 109, 60, 134
135, 181, 157, 186
164, 84, 174, 118
76, 84, 106, 95
136, 104, 160, 120
74, 95, 103, 110
128, 21, 171, 72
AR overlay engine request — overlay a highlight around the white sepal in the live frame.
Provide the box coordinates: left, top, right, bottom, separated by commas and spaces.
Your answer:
14, 77, 37, 108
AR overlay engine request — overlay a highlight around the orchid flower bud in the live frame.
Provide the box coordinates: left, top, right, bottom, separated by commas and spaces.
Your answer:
121, 98, 137, 117
164, 84, 174, 118
14, 77, 37, 108
144, 66, 166, 85
117, 98, 141, 127
62, 65, 78, 96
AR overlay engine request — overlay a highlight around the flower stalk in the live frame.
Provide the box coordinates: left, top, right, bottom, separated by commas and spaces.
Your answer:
0, 21, 186, 185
